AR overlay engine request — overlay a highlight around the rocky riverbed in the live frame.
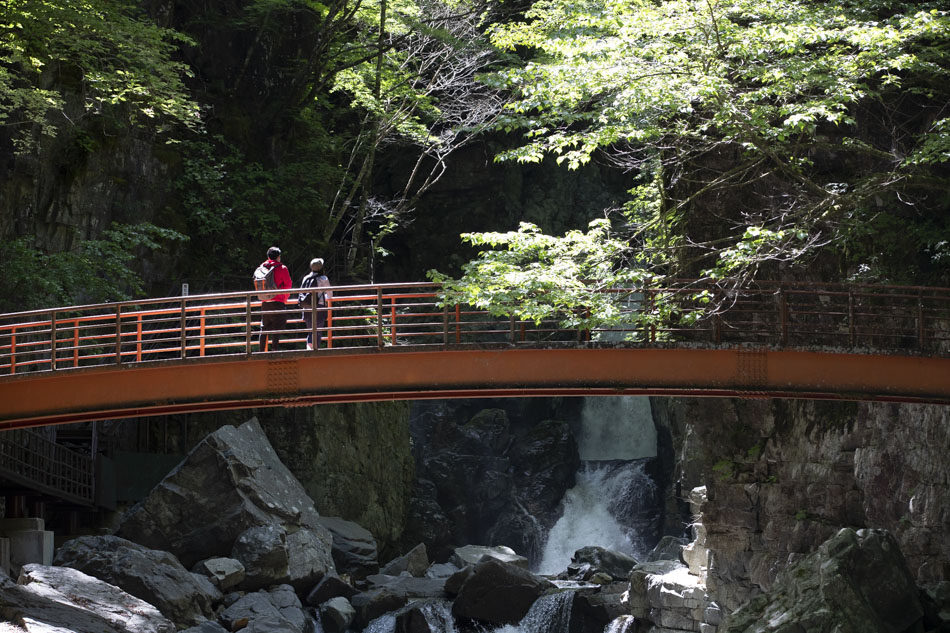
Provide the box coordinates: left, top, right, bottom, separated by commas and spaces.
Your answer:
1, 416, 947, 632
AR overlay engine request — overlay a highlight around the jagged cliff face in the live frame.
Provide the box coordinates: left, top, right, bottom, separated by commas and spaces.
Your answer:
653, 397, 949, 612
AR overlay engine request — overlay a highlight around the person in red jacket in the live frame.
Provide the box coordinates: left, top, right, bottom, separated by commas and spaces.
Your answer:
258, 246, 293, 351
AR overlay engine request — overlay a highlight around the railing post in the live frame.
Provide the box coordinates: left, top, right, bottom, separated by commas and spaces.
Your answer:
50, 311, 57, 370
779, 288, 788, 347
443, 304, 449, 346
848, 291, 855, 347
391, 298, 397, 346
510, 315, 517, 344
10, 327, 16, 375
311, 292, 318, 351
199, 308, 207, 357
377, 288, 384, 348
180, 299, 187, 359
647, 288, 656, 344
455, 304, 461, 344
115, 305, 122, 364
918, 289, 925, 350
135, 315, 143, 363
246, 295, 253, 355
327, 302, 333, 349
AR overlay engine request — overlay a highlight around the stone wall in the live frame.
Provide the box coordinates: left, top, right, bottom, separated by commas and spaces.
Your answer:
653, 397, 950, 614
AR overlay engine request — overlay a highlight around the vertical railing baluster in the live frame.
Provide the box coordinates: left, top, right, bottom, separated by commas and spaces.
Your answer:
311, 292, 318, 351
199, 308, 207, 357
377, 288, 384, 348
180, 299, 187, 359
327, 301, 333, 349
115, 305, 122, 364
510, 315, 517, 344
848, 291, 855, 347
390, 297, 397, 346
71, 319, 79, 367
918, 289, 925, 350
779, 288, 788, 347
136, 315, 143, 363
455, 304, 461, 344
50, 311, 57, 370
10, 327, 16, 375
245, 295, 253, 355
443, 304, 449, 346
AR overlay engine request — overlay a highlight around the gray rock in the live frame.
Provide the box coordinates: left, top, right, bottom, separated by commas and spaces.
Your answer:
115, 418, 335, 578
451, 544, 529, 569
350, 586, 408, 628
305, 573, 358, 606
192, 557, 245, 591
425, 562, 461, 579
646, 535, 687, 563
219, 584, 309, 633
319, 596, 355, 633
444, 565, 474, 596
180, 623, 228, 633
721, 528, 925, 633
314, 516, 379, 580
364, 573, 447, 600
380, 542, 429, 577
451, 557, 555, 625
570, 546, 639, 581
4, 564, 175, 632
230, 523, 332, 591
53, 534, 220, 628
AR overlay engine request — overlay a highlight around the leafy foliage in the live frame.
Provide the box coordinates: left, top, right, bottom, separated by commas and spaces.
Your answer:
0, 223, 187, 312
0, 0, 199, 149
481, 0, 950, 283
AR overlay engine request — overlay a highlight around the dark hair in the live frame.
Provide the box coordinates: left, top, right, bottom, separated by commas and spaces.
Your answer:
267, 246, 281, 259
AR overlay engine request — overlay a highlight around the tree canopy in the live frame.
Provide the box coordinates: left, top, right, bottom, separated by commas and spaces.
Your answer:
432, 0, 950, 324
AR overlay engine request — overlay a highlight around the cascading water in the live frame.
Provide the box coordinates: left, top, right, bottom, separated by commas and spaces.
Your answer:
491, 591, 575, 633
537, 396, 659, 576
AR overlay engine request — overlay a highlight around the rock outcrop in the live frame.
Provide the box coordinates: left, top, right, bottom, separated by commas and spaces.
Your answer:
115, 418, 335, 588
1, 564, 176, 632
720, 528, 926, 632
53, 535, 219, 629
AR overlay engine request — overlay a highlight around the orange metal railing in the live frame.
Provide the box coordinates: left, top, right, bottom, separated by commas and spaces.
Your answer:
0, 280, 948, 376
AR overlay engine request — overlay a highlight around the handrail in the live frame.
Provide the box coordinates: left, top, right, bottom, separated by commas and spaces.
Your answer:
0, 428, 94, 505
0, 280, 947, 377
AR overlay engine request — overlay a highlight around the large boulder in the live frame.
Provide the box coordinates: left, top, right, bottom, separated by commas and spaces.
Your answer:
231, 523, 334, 591
314, 516, 379, 580
219, 584, 310, 633
2, 564, 175, 632
569, 546, 639, 581
115, 418, 335, 582
451, 557, 555, 625
380, 542, 429, 577
451, 544, 529, 569
192, 557, 245, 591
721, 528, 926, 633
53, 535, 220, 629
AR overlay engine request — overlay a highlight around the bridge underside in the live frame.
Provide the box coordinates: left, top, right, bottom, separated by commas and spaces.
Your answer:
2, 346, 948, 429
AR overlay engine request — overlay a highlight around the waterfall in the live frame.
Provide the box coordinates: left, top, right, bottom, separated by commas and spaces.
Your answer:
363, 601, 457, 633
604, 615, 637, 633
577, 396, 656, 460
491, 591, 575, 633
538, 396, 658, 575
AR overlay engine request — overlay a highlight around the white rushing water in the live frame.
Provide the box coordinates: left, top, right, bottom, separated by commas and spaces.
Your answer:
577, 396, 656, 461
537, 396, 657, 576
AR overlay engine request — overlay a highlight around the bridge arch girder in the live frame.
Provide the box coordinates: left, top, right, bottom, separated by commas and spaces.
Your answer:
2, 346, 948, 429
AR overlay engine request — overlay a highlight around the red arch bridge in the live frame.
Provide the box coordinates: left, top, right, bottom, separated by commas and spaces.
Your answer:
1, 280, 948, 430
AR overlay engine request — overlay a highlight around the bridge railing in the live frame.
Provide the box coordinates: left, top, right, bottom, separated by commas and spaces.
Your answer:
0, 280, 947, 375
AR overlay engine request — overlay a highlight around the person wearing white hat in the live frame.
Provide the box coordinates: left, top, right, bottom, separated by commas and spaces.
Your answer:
298, 257, 333, 350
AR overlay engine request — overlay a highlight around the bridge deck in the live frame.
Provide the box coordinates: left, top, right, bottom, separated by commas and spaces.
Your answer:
1, 280, 948, 428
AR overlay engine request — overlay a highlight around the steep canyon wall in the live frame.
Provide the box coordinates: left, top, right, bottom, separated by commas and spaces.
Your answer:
654, 397, 949, 612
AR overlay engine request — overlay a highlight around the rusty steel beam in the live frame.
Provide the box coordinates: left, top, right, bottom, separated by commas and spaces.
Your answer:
1, 346, 949, 430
